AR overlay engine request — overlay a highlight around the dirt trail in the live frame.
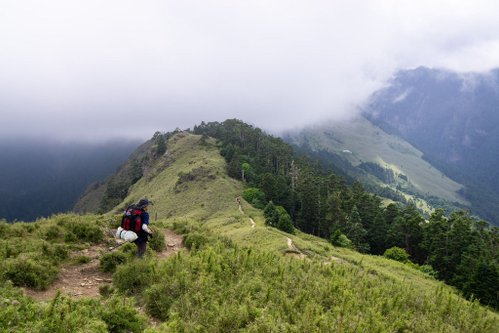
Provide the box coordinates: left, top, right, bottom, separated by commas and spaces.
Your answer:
237, 198, 255, 228
25, 244, 112, 301
157, 229, 185, 259
285, 237, 306, 259
26, 229, 184, 301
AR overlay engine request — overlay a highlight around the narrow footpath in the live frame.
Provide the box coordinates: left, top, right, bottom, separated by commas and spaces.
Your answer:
26, 229, 184, 301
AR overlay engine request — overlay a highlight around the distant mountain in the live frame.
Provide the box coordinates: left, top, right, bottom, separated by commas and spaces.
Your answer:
364, 66, 499, 225
0, 139, 140, 221
284, 116, 468, 215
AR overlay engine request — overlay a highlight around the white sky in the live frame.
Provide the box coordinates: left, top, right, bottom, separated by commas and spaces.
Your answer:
1, 0, 499, 141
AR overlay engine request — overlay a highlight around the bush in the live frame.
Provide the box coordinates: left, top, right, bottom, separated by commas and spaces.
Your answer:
3, 257, 58, 290
418, 264, 437, 278
72, 255, 91, 265
64, 231, 78, 243
55, 215, 104, 243
242, 187, 267, 209
113, 259, 156, 295
42, 243, 69, 262
277, 214, 294, 234
184, 232, 209, 250
383, 246, 410, 263
149, 226, 165, 252
100, 252, 128, 273
330, 230, 352, 248
0, 282, 147, 332
120, 242, 137, 255
145, 283, 179, 320
100, 296, 147, 333
43, 225, 63, 241
66, 221, 104, 243
99, 284, 114, 298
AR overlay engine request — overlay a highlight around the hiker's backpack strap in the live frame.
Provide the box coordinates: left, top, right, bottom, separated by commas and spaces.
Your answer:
132, 209, 143, 233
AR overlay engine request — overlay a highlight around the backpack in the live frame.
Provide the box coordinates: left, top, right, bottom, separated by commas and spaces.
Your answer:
121, 205, 144, 233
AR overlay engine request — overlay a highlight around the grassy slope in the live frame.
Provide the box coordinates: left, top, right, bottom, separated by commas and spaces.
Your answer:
2, 132, 497, 331
287, 116, 469, 212
111, 132, 498, 328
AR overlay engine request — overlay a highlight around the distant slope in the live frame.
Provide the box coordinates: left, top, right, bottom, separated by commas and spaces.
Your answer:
285, 116, 468, 214
364, 66, 499, 224
74, 137, 158, 214
0, 139, 139, 222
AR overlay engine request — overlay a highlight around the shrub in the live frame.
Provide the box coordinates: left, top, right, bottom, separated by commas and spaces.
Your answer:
43, 225, 63, 241
145, 283, 179, 320
64, 231, 78, 243
263, 201, 278, 227
72, 255, 91, 265
383, 246, 410, 263
99, 284, 114, 298
184, 232, 208, 250
330, 230, 352, 248
418, 264, 437, 278
113, 259, 156, 295
120, 242, 137, 255
149, 226, 165, 252
277, 213, 294, 234
108, 215, 123, 229
100, 296, 147, 333
100, 252, 128, 273
66, 221, 104, 243
242, 188, 266, 209
3, 257, 58, 289
41, 243, 69, 262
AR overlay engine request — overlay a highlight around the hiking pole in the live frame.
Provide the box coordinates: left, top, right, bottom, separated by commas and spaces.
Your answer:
106, 240, 130, 252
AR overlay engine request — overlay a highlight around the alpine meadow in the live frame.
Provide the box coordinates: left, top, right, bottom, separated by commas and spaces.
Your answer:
2, 122, 498, 332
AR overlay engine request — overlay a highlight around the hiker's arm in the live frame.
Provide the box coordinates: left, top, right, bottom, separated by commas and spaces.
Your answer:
142, 212, 153, 234
142, 223, 153, 234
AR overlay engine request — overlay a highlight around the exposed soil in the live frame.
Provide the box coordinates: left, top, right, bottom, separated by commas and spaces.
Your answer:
25, 244, 112, 301
285, 237, 307, 259
25, 229, 184, 301
237, 198, 256, 228
157, 229, 185, 259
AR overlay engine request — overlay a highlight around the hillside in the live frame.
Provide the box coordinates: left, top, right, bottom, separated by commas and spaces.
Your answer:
364, 66, 499, 225
0, 139, 139, 222
3, 130, 496, 331
284, 116, 469, 214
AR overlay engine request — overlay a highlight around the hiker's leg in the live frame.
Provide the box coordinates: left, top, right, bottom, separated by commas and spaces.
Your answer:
136, 242, 147, 258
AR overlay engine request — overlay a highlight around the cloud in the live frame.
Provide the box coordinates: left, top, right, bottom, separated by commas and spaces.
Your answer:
1, 0, 499, 141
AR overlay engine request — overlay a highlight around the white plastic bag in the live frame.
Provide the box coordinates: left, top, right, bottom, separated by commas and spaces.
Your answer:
116, 227, 138, 242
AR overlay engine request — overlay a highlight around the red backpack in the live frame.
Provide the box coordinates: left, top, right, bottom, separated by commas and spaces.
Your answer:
121, 206, 144, 233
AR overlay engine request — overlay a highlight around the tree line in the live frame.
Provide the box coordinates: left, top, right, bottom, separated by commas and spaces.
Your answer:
193, 119, 498, 309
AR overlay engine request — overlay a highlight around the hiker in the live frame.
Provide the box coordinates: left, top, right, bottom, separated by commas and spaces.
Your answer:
134, 198, 154, 258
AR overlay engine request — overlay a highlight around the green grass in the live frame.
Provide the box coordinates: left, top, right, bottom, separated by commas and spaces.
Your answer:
288, 116, 469, 207
108, 132, 497, 329
115, 238, 498, 332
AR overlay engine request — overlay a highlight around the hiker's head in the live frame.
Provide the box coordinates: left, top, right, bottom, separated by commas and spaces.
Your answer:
138, 198, 153, 210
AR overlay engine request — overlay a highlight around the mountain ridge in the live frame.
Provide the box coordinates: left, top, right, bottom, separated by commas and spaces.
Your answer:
364, 66, 499, 224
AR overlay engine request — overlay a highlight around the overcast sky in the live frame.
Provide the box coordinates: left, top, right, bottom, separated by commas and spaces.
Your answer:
2, 0, 499, 141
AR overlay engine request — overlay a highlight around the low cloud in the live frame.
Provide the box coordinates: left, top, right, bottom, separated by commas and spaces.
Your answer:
1, 0, 499, 141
